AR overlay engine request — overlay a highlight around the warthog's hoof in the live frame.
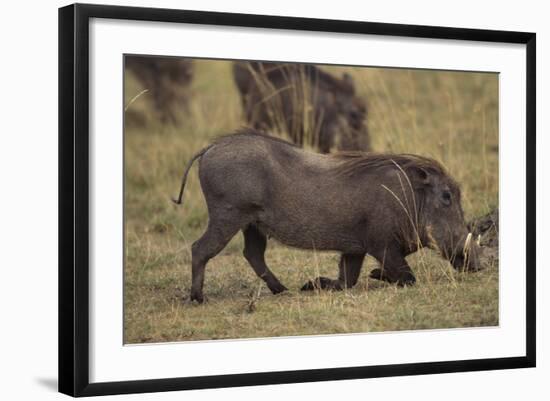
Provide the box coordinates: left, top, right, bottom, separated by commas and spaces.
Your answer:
301, 277, 342, 291
269, 282, 289, 295
369, 268, 416, 287
190, 291, 205, 304
369, 268, 383, 281
396, 272, 416, 287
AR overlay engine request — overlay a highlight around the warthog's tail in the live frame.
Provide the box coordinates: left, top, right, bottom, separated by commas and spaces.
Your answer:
172, 145, 214, 205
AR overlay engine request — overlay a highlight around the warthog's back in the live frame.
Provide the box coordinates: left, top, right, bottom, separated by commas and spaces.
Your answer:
198, 132, 339, 201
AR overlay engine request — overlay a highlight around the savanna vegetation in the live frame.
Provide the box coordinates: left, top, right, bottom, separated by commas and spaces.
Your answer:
124, 59, 498, 343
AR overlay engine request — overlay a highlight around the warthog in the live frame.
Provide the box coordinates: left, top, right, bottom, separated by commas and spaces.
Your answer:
173, 130, 480, 303
125, 55, 193, 124
233, 62, 370, 153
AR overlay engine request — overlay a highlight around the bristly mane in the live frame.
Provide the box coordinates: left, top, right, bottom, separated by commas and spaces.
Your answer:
333, 151, 450, 178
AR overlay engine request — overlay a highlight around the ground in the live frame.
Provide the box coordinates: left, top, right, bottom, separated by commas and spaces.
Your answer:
123, 59, 499, 343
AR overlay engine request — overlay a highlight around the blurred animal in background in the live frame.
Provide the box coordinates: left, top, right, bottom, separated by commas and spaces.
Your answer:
233, 62, 370, 153
125, 55, 194, 125
468, 208, 499, 265
469, 208, 498, 248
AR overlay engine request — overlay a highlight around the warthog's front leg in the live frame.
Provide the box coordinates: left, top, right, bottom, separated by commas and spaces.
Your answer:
301, 253, 366, 291
369, 248, 416, 286
243, 225, 288, 294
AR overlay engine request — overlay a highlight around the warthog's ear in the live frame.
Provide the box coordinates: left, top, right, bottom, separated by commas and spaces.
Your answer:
410, 166, 432, 188
342, 73, 356, 93
342, 72, 354, 84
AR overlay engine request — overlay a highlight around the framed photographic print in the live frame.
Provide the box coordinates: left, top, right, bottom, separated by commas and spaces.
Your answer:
58, 3, 536, 397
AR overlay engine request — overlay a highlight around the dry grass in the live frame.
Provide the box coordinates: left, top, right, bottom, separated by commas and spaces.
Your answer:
123, 59, 499, 344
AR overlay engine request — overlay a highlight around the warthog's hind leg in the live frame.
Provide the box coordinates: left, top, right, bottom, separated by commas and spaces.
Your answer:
243, 225, 288, 295
190, 220, 241, 303
301, 253, 366, 291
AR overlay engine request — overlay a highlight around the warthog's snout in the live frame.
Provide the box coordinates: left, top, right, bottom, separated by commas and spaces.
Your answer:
449, 233, 482, 272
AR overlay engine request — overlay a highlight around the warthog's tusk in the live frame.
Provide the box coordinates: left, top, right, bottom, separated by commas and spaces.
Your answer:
463, 232, 472, 255
476, 234, 481, 246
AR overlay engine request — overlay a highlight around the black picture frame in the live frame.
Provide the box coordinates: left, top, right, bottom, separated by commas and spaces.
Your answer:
58, 3, 536, 397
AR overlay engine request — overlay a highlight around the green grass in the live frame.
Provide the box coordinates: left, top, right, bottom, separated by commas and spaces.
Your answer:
123, 59, 499, 344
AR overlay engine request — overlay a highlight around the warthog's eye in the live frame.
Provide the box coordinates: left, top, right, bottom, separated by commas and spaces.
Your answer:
441, 190, 452, 206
